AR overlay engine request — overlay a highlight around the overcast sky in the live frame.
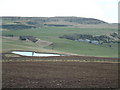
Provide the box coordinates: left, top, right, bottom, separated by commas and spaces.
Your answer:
0, 0, 119, 23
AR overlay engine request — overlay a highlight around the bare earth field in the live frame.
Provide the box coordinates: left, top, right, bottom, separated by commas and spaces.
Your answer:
2, 60, 118, 88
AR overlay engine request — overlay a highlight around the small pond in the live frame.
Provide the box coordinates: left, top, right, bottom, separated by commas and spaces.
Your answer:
11, 51, 64, 57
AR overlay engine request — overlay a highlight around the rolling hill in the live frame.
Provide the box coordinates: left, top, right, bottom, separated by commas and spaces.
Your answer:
1, 17, 118, 57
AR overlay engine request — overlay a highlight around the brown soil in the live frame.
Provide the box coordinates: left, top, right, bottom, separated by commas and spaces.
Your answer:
2, 61, 118, 88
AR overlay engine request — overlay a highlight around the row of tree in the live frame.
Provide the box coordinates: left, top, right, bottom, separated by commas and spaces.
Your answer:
59, 34, 116, 43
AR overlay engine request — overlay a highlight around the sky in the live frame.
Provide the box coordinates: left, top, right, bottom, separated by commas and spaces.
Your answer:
0, 0, 119, 23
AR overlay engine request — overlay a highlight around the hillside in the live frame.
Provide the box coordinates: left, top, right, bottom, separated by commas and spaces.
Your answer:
1, 16, 111, 30
1, 16, 108, 24
1, 17, 118, 57
1, 17, 119, 89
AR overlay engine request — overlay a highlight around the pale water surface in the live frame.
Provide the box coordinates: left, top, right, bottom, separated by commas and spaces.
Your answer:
12, 51, 64, 57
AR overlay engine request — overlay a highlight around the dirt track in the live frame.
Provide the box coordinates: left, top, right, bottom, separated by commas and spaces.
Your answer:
2, 61, 119, 88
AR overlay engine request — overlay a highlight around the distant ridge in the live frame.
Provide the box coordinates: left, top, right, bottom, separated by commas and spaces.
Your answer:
1, 16, 108, 24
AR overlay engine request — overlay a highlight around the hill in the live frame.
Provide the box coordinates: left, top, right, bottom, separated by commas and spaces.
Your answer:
1, 17, 118, 57
1, 16, 110, 30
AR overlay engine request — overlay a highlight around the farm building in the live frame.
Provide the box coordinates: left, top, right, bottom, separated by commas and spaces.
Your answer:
90, 41, 99, 44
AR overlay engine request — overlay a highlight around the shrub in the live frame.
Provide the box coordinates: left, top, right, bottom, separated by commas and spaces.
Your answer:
19, 36, 26, 40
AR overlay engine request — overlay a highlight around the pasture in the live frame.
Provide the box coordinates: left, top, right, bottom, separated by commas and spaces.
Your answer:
2, 27, 118, 57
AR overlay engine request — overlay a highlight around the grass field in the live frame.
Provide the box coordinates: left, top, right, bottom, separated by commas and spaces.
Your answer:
2, 27, 118, 57
2, 38, 62, 54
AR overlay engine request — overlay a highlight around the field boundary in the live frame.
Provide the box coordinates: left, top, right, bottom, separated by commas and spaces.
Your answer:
2, 53, 119, 63
2, 59, 120, 63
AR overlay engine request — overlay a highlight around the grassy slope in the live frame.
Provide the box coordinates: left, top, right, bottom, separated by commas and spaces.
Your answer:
2, 27, 118, 57
2, 38, 61, 54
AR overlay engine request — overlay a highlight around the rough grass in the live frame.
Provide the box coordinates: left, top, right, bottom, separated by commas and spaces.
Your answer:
2, 27, 118, 57
2, 27, 118, 36
2, 38, 62, 54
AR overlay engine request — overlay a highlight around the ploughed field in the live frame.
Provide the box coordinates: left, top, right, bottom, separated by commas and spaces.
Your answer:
2, 57, 119, 88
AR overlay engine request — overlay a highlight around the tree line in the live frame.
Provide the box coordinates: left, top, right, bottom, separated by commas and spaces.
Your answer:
59, 34, 118, 44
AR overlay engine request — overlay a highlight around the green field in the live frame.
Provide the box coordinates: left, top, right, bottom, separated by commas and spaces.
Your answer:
2, 27, 118, 57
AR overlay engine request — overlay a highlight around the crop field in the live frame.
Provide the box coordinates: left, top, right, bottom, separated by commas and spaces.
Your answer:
2, 59, 119, 88
2, 27, 118, 57
2, 52, 119, 88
